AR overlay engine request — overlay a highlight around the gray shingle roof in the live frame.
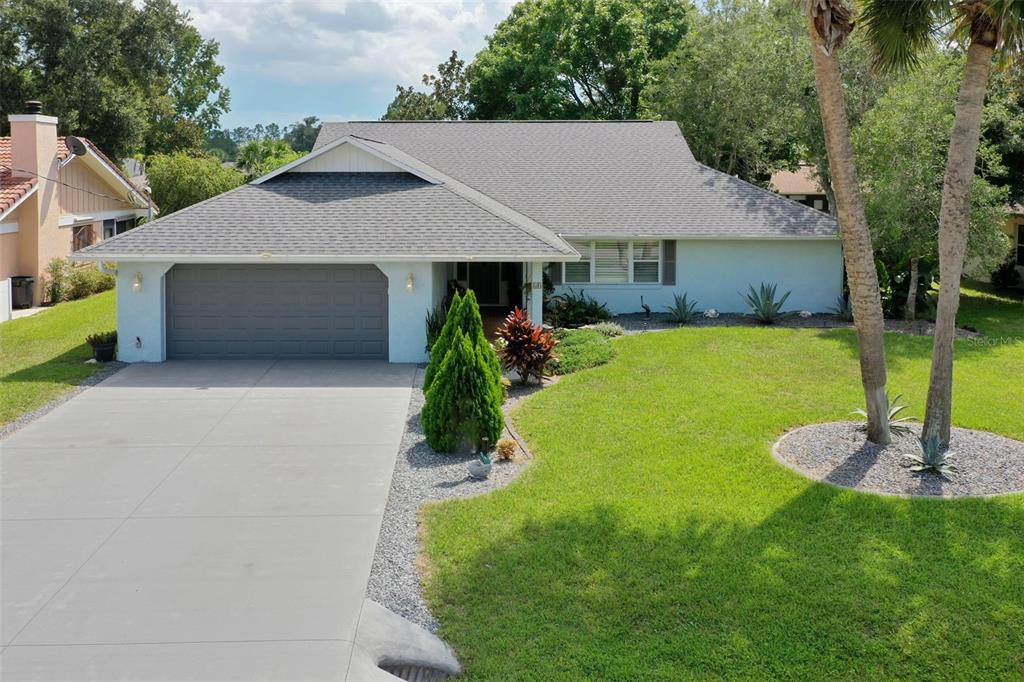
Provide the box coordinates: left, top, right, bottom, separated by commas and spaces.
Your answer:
316, 121, 838, 238
74, 173, 576, 261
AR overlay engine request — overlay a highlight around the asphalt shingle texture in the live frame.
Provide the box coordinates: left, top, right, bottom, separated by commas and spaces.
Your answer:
79, 172, 572, 259
319, 121, 838, 238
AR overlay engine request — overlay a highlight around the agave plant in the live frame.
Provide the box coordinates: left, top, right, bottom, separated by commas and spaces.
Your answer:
853, 393, 914, 438
665, 292, 700, 324
743, 282, 791, 324
904, 433, 956, 477
830, 295, 854, 322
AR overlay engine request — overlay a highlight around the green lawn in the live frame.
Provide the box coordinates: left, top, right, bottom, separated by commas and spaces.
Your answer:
421, 284, 1024, 679
0, 291, 116, 426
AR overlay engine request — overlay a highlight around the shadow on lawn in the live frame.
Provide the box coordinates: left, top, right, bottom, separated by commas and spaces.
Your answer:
0, 344, 97, 387
429, 488, 1024, 679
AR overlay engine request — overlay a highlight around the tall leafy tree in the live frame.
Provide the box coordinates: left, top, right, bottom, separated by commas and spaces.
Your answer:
0, 0, 229, 159
861, 0, 1024, 445
854, 50, 1011, 321
147, 152, 243, 214
643, 0, 810, 182
802, 0, 892, 444
284, 116, 322, 152
383, 51, 470, 120
468, 0, 692, 119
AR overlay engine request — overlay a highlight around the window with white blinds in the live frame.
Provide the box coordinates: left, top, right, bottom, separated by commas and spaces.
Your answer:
632, 240, 660, 283
594, 241, 629, 283
565, 241, 592, 283
561, 240, 662, 284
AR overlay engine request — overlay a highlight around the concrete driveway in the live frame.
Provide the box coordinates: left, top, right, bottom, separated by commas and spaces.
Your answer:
0, 360, 416, 681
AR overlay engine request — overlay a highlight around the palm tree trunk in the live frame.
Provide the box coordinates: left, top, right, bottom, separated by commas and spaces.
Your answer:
904, 257, 919, 322
807, 16, 891, 445
922, 35, 996, 446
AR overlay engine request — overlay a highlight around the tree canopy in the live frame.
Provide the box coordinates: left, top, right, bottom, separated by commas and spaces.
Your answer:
235, 138, 304, 180
469, 0, 692, 119
853, 50, 1010, 315
0, 0, 229, 159
146, 153, 243, 215
383, 0, 692, 121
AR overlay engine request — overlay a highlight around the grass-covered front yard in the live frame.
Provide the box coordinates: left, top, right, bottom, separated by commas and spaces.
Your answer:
0, 291, 116, 426
421, 282, 1024, 679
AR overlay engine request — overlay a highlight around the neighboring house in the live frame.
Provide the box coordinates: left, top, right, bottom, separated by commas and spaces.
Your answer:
0, 101, 156, 306
1006, 203, 1024, 279
72, 120, 841, 363
770, 163, 830, 213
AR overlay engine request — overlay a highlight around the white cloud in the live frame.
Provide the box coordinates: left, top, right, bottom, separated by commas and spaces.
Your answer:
181, 0, 516, 87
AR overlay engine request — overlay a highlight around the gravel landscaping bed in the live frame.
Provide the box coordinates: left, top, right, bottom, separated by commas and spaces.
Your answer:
773, 421, 1024, 497
366, 367, 536, 632
612, 312, 982, 338
0, 361, 126, 441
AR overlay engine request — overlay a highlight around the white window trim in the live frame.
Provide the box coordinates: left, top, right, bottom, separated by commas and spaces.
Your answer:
0, 222, 19, 235
563, 239, 662, 285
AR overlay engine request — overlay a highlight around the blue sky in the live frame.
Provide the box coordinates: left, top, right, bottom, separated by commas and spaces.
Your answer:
180, 0, 516, 129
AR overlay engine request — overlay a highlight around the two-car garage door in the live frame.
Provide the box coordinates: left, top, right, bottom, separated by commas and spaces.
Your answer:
165, 264, 388, 359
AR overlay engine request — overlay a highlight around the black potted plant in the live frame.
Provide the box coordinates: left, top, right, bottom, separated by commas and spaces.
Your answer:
86, 330, 117, 362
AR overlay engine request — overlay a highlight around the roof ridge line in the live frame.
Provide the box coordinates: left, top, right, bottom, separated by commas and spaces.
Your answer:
357, 139, 576, 256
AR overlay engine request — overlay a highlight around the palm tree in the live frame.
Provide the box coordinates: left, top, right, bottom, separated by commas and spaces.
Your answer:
802, 0, 892, 444
862, 0, 1024, 446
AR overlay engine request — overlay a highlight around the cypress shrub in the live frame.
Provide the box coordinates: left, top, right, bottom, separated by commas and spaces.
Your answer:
458, 290, 503, 392
423, 292, 464, 391
422, 329, 504, 453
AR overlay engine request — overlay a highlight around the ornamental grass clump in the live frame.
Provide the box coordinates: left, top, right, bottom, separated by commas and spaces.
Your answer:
422, 329, 504, 453
496, 307, 558, 385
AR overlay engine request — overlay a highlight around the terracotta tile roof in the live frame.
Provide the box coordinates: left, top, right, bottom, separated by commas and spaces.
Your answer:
0, 172, 37, 216
769, 164, 824, 196
0, 136, 155, 216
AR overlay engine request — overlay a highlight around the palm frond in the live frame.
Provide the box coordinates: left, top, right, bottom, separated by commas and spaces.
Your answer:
859, 0, 948, 72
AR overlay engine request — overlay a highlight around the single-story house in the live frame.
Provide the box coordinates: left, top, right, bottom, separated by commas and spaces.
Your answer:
1, 101, 156, 307
769, 163, 830, 214
72, 120, 842, 363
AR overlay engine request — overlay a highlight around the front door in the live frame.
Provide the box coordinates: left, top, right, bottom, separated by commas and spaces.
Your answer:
469, 262, 501, 305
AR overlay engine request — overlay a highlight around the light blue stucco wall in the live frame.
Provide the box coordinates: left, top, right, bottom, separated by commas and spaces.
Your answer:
114, 262, 173, 362
375, 261, 438, 363
552, 239, 843, 315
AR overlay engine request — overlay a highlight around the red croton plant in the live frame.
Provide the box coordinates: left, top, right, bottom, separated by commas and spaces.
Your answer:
495, 307, 558, 385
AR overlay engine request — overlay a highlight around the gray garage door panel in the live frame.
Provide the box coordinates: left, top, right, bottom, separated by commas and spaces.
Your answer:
166, 264, 388, 359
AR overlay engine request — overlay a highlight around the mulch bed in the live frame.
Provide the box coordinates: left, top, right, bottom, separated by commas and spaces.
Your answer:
773, 421, 1024, 498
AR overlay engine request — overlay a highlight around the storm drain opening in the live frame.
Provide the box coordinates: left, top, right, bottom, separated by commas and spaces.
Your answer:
380, 662, 453, 681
